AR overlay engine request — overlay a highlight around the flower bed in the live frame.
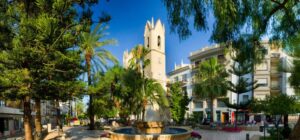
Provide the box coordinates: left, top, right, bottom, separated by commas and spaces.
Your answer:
221, 127, 243, 132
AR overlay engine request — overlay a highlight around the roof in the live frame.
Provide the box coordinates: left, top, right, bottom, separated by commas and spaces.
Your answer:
189, 45, 225, 61
167, 65, 190, 76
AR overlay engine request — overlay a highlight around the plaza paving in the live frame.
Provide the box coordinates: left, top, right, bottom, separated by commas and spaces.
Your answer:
45, 126, 266, 140
194, 129, 266, 140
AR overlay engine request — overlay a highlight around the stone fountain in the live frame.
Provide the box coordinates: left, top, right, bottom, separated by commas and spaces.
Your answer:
110, 104, 191, 140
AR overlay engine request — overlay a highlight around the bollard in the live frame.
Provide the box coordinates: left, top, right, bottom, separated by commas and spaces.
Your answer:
246, 133, 249, 140
61, 133, 66, 140
47, 123, 52, 133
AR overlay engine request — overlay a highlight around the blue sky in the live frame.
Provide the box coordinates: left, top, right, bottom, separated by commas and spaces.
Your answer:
92, 0, 215, 73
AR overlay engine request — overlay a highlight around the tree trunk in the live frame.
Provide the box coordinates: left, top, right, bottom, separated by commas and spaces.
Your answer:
284, 115, 288, 127
24, 96, 33, 140
142, 99, 147, 122
56, 100, 62, 131
34, 98, 42, 140
210, 98, 214, 123
290, 116, 300, 140
88, 94, 95, 130
86, 57, 95, 130
235, 93, 240, 128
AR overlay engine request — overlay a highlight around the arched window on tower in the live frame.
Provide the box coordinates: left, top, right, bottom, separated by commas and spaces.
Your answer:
147, 37, 150, 48
157, 36, 161, 48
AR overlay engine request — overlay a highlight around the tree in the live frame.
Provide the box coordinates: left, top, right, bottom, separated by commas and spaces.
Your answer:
162, 0, 300, 42
91, 66, 126, 119
76, 99, 85, 117
286, 33, 300, 139
143, 78, 169, 121
0, 1, 88, 139
169, 82, 190, 124
79, 22, 117, 130
163, 1, 300, 137
225, 43, 259, 127
193, 57, 228, 123
128, 45, 168, 121
250, 94, 299, 139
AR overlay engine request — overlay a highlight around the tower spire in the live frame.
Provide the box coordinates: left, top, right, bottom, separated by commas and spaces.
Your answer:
151, 17, 154, 28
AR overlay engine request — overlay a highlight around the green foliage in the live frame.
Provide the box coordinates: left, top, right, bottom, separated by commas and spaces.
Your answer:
169, 82, 189, 124
129, 45, 150, 73
193, 57, 228, 122
93, 96, 118, 118
76, 99, 85, 116
188, 111, 203, 124
163, 0, 300, 42
193, 57, 228, 99
79, 23, 118, 76
250, 94, 298, 115
78, 113, 88, 120
267, 127, 284, 140
127, 45, 168, 121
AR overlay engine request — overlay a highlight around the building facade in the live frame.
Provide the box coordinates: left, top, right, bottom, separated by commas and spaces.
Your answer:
168, 43, 295, 123
0, 100, 23, 137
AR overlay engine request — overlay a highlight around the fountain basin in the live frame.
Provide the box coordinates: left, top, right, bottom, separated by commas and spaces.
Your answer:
136, 121, 164, 134
110, 126, 192, 140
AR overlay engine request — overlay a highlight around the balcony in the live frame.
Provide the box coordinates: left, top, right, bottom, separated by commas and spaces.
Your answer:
0, 106, 23, 115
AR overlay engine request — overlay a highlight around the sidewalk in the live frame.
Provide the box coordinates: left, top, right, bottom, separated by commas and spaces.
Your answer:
1, 128, 65, 140
43, 130, 64, 140
0, 131, 24, 140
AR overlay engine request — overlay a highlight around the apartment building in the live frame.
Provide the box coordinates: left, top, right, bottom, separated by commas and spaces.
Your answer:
168, 43, 295, 123
0, 100, 27, 137
0, 99, 59, 137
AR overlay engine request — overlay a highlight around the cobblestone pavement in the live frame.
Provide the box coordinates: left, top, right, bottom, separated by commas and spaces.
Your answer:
42, 126, 267, 140
64, 126, 105, 140
194, 129, 267, 140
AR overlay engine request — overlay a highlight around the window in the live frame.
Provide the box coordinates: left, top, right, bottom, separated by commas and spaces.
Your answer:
4, 119, 8, 131
0, 100, 5, 107
182, 86, 187, 95
257, 78, 268, 87
256, 61, 268, 70
195, 60, 201, 68
147, 37, 150, 48
242, 95, 249, 103
271, 80, 279, 89
216, 111, 221, 121
218, 54, 225, 59
206, 100, 212, 108
157, 36, 161, 47
174, 76, 179, 82
194, 101, 203, 108
182, 74, 187, 82
217, 99, 226, 107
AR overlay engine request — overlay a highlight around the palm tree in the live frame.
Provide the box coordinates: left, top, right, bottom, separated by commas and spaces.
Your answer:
128, 45, 168, 121
128, 45, 149, 121
129, 44, 150, 75
193, 57, 228, 123
79, 23, 117, 130
142, 78, 169, 121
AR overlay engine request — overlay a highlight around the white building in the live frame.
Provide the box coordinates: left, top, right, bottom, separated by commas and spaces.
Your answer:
168, 43, 295, 123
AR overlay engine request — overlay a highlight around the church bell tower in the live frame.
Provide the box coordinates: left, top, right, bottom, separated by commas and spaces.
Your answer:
143, 18, 166, 89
